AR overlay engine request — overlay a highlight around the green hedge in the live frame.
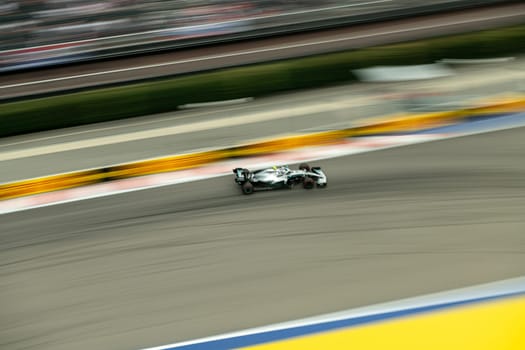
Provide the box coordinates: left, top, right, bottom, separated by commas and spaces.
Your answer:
1, 24, 524, 137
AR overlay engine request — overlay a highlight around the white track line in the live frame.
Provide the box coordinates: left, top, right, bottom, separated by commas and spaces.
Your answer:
1, 11, 523, 90
0, 103, 257, 148
0, 99, 363, 162
139, 276, 525, 350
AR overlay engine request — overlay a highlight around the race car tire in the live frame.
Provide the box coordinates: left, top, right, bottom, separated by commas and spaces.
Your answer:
299, 163, 311, 171
242, 181, 254, 195
303, 177, 315, 189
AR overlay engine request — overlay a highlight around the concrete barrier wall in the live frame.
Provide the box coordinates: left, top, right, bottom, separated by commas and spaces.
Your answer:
0, 170, 107, 200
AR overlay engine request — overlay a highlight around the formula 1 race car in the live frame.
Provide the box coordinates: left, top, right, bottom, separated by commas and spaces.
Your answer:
233, 163, 327, 195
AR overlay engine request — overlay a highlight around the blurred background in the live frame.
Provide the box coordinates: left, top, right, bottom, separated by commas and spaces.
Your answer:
0, 0, 345, 70
1, 0, 511, 72
0, 0, 307, 49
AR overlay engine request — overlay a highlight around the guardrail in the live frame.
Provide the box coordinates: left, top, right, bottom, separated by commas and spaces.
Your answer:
0, 0, 515, 73
1, 93, 523, 201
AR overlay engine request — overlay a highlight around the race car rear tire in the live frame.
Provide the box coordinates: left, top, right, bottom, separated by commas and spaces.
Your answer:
299, 163, 311, 171
303, 177, 315, 189
242, 182, 254, 195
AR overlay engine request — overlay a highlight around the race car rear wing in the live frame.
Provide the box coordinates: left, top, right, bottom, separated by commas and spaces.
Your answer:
233, 168, 249, 183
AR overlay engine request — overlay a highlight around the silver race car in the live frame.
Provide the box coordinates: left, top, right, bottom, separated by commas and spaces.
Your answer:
233, 163, 327, 195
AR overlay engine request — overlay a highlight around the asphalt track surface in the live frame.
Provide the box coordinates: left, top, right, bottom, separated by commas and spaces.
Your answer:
1, 2, 525, 99
1, 126, 524, 350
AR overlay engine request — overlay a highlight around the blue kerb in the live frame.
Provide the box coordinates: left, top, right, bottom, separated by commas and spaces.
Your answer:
164, 290, 525, 350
